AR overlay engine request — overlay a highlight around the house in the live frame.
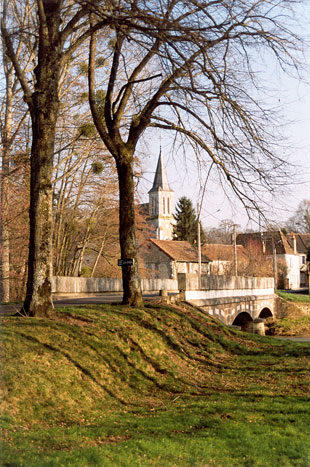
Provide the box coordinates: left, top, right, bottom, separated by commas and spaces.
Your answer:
142, 239, 210, 279
237, 230, 309, 289
286, 233, 310, 287
201, 244, 249, 275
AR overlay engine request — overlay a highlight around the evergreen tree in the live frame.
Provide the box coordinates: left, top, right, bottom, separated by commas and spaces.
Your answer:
173, 197, 206, 245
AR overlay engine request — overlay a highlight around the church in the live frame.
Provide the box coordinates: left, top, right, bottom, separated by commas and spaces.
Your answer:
140, 153, 210, 279
145, 151, 175, 240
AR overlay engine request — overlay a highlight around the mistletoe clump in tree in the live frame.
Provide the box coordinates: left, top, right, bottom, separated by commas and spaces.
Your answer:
173, 197, 206, 245
2, 0, 305, 313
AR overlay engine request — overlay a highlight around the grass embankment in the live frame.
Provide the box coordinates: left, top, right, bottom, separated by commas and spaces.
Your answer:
271, 315, 310, 336
1, 303, 310, 466
277, 290, 310, 304
273, 290, 310, 336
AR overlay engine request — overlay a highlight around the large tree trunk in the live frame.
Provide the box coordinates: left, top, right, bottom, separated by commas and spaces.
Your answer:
22, 3, 62, 317
116, 157, 143, 306
22, 104, 57, 316
0, 149, 10, 303
0, 29, 13, 303
0, 105, 10, 303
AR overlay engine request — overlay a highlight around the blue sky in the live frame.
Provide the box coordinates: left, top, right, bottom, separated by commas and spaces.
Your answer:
139, 3, 310, 231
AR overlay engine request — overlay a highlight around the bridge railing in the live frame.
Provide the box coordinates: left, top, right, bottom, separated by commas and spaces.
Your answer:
178, 273, 274, 292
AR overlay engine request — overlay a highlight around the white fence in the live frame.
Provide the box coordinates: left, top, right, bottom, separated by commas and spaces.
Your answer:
52, 274, 274, 297
52, 276, 178, 294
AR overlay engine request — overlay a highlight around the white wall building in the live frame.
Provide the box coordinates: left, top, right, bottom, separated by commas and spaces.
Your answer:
148, 152, 175, 240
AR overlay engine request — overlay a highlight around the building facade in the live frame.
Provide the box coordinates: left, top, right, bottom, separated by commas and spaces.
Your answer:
143, 239, 210, 279
237, 230, 310, 289
148, 152, 174, 240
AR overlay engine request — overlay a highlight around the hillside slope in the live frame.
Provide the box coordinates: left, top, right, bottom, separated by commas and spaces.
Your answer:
1, 302, 310, 427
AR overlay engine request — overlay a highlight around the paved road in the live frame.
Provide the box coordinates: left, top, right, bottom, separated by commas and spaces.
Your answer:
0, 303, 21, 316
0, 293, 161, 316
53, 292, 160, 307
273, 336, 310, 343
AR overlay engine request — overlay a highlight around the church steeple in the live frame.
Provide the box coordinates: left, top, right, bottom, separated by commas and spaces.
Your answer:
149, 149, 171, 193
148, 151, 174, 240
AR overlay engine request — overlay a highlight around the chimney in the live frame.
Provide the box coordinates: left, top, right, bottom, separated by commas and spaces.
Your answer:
292, 233, 297, 255
261, 233, 266, 254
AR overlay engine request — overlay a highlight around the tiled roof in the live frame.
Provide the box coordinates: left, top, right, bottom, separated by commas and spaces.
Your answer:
150, 239, 210, 262
302, 234, 310, 249
237, 231, 298, 255
201, 244, 249, 262
287, 233, 310, 254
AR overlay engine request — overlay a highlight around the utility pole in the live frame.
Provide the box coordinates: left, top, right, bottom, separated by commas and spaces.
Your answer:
233, 224, 238, 276
197, 203, 201, 289
272, 236, 277, 290
196, 162, 215, 290
307, 249, 310, 296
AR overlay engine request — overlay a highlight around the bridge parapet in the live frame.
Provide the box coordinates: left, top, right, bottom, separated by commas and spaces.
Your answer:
178, 273, 275, 326
178, 273, 274, 292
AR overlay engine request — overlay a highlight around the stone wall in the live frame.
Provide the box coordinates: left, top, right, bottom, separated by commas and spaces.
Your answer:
198, 296, 275, 326
52, 276, 178, 294
178, 273, 275, 326
143, 242, 173, 278
275, 296, 310, 319
178, 273, 274, 292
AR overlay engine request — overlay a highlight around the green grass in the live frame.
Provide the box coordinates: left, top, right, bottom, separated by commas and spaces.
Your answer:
1, 303, 310, 466
276, 290, 310, 303
274, 290, 310, 335
270, 314, 310, 336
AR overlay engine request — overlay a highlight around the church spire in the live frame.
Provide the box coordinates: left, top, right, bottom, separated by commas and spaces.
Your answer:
147, 150, 174, 240
148, 149, 171, 193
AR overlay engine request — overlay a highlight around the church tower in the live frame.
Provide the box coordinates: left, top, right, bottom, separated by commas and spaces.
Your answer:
148, 152, 174, 240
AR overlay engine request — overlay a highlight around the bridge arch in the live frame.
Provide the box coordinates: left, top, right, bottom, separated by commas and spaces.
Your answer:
232, 311, 253, 331
258, 307, 273, 320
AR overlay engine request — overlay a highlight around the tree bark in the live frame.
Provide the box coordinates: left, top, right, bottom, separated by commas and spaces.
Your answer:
0, 148, 10, 303
88, 27, 143, 306
22, 2, 62, 317
0, 2, 13, 303
0, 97, 11, 303
116, 157, 143, 306
23, 97, 58, 316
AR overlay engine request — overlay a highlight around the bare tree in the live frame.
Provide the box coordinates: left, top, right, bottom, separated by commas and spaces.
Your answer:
87, 0, 302, 304
52, 82, 119, 278
205, 220, 240, 245
0, 0, 31, 302
2, 0, 303, 312
285, 199, 310, 233
1, 0, 112, 316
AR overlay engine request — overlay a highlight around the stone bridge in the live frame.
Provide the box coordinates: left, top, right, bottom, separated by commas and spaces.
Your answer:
52, 274, 276, 332
178, 274, 275, 330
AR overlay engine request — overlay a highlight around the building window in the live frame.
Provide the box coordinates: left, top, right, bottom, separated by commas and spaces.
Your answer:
150, 197, 155, 215
163, 197, 165, 214
302, 255, 306, 265
167, 197, 170, 214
